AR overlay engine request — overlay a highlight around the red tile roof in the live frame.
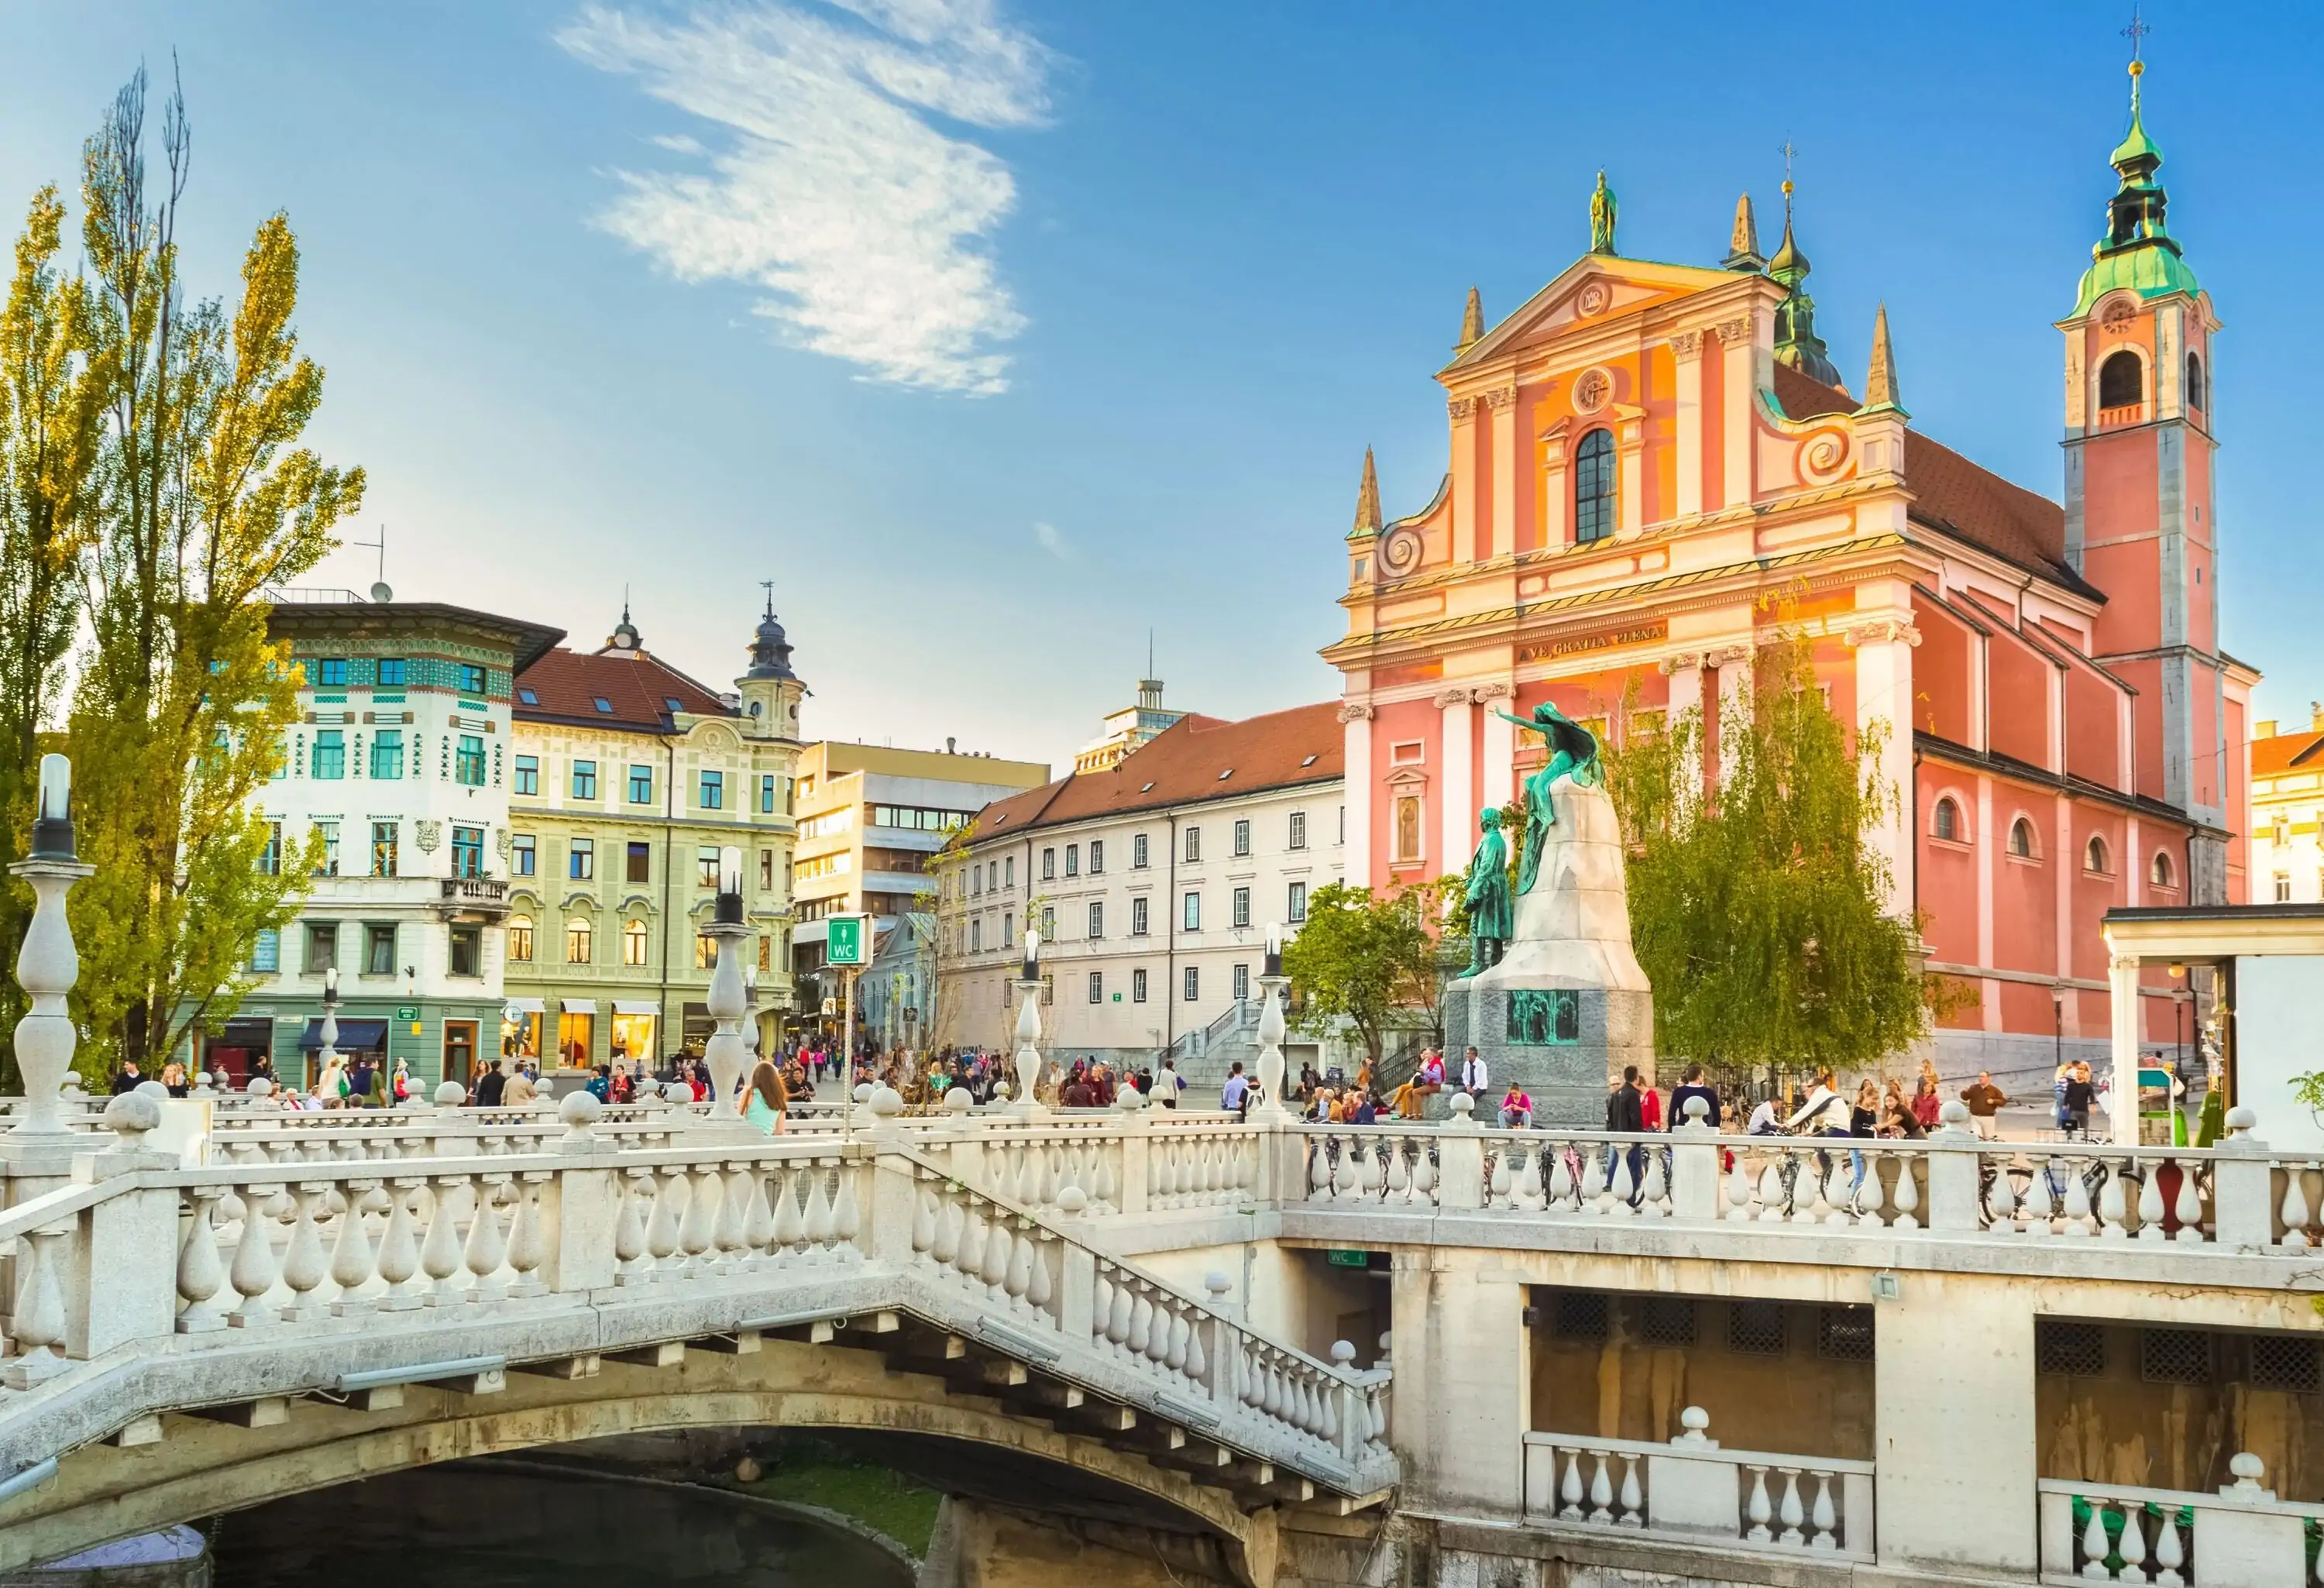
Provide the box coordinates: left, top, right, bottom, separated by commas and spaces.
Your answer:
514, 646, 733, 734
2254, 726, 2324, 778
1772, 365, 2091, 596
975, 702, 1344, 840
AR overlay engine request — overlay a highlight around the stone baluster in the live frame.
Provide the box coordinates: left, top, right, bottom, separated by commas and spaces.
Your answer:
1344, 1139, 1372, 1202
1744, 1465, 1774, 1542
3, 1225, 72, 1386
2282, 1164, 2313, 1250
772, 1164, 808, 1263
2061, 1157, 2097, 1237
1384, 1139, 1411, 1203
2097, 1160, 2131, 1239
711, 1167, 750, 1272
2136, 1162, 2168, 1242
1580, 1143, 1610, 1214
1809, 1472, 1838, 1549
1755, 1153, 1788, 1222
677, 1167, 720, 1275
2078, 1499, 2113, 1578
1724, 1148, 1757, 1220
979, 1205, 1013, 1301
1987, 1154, 2020, 1232
2173, 1161, 2205, 1243
175, 1185, 231, 1334
325, 1177, 380, 1316
1776, 1467, 1806, 1546
1515, 1143, 1544, 1210
277, 1184, 331, 1321
1587, 1450, 1614, 1523
1617, 1454, 1643, 1527
375, 1178, 425, 1310
2115, 1496, 2148, 1577
1889, 1153, 1920, 1229
1638, 1146, 1669, 1219
507, 1173, 550, 1296
801, 1163, 837, 1261
224, 1180, 282, 1325
462, 1174, 511, 1301
2152, 1500, 2185, 1584
417, 1177, 466, 1302
739, 1166, 778, 1268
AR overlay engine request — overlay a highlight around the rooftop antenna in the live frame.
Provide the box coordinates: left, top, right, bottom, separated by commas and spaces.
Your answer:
351, 525, 390, 602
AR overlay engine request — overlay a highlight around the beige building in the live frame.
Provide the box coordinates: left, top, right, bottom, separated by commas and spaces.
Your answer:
1072, 674, 1188, 775
501, 601, 806, 1072
2250, 703, 2324, 904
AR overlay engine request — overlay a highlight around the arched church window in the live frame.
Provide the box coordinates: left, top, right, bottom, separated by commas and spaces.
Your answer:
2098, 349, 2144, 411
2150, 851, 2175, 889
1933, 797, 1961, 843
2185, 351, 2205, 411
2085, 834, 2109, 875
2007, 817, 2037, 860
1573, 428, 1616, 544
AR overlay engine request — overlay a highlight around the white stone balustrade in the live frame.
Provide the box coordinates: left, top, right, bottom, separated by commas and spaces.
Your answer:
2037, 1456, 2324, 1586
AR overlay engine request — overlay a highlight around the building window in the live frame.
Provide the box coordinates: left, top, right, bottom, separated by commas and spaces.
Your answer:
2275, 873, 2294, 903
1041, 847, 1056, 881
759, 775, 776, 813
1088, 840, 1104, 875
314, 820, 340, 877
2085, 835, 2110, 875
2151, 851, 2176, 889
1183, 965, 1199, 1002
1041, 904, 1056, 939
305, 921, 338, 974
566, 919, 593, 964
1184, 827, 1202, 863
695, 933, 717, 971
455, 734, 485, 786
251, 927, 280, 973
760, 850, 775, 891
315, 658, 349, 687
1574, 426, 1617, 543
1232, 963, 1250, 1002
376, 658, 406, 687
971, 917, 983, 953
696, 847, 720, 887
572, 760, 598, 799
627, 841, 651, 884
1088, 902, 1104, 939
699, 770, 724, 809
1288, 881, 1308, 923
2007, 818, 2037, 860
1288, 811, 1307, 851
1232, 886, 1251, 928
370, 730, 404, 780
508, 917, 535, 962
971, 867, 982, 898
1064, 844, 1079, 877
370, 821, 398, 878
1133, 834, 1150, 869
1183, 892, 1201, 931
1232, 819, 1251, 858
514, 754, 539, 796
624, 918, 649, 966
512, 834, 535, 877
1394, 796, 1423, 864
311, 730, 346, 780
1002, 913, 1013, 947
2186, 351, 2205, 411
1338, 804, 1345, 843
364, 923, 396, 976
1933, 796, 1962, 843
458, 663, 488, 695
1088, 971, 1103, 1005
451, 825, 483, 877
2099, 348, 2144, 411
260, 821, 283, 876
1131, 896, 1150, 937
629, 765, 655, 804
569, 837, 595, 880
447, 925, 480, 978
1133, 968, 1147, 1002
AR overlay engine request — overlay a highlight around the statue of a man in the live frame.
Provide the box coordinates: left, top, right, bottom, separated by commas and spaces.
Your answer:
1590, 170, 1618, 256
1460, 806, 1513, 978
1490, 701, 1603, 895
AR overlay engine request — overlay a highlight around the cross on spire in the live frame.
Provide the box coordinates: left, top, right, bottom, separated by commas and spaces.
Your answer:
2122, 3, 2150, 63
759, 579, 777, 617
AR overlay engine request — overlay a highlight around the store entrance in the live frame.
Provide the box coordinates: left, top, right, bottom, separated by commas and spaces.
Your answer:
443, 1020, 478, 1083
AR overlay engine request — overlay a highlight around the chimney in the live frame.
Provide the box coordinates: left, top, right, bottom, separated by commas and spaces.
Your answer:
2255, 720, 2277, 740
2312, 701, 2323, 731
946, 736, 957, 754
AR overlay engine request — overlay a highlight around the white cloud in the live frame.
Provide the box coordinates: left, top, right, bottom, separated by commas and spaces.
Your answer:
648, 132, 706, 154
1032, 520, 1070, 560
559, 0, 1051, 396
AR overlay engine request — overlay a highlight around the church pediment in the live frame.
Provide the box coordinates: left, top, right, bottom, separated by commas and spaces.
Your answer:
1445, 256, 1738, 376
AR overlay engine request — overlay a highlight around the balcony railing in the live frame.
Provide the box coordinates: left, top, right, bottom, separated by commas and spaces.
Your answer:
440, 877, 511, 906
2037, 1456, 2324, 1586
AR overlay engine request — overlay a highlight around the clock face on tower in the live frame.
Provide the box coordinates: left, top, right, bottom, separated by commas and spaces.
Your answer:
2100, 297, 2137, 332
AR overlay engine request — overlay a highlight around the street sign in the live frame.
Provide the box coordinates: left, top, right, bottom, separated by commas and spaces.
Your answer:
827, 913, 871, 967
399, 1005, 422, 1023
1324, 1249, 1372, 1270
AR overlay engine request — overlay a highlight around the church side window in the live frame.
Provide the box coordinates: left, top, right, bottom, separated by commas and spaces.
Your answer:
2185, 351, 2205, 412
2098, 349, 2143, 411
2085, 834, 2110, 875
2006, 817, 2037, 860
1573, 427, 1616, 544
1932, 796, 1961, 843
2150, 851, 2176, 890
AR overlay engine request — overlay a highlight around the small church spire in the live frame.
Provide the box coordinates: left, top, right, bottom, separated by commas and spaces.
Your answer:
1724, 193, 1765, 271
2070, 10, 2198, 317
1861, 303, 1906, 416
1456, 287, 1484, 350
1352, 447, 1383, 537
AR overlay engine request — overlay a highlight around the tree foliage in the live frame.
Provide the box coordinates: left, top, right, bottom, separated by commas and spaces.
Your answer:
0, 68, 363, 1076
1283, 878, 1458, 1067
1602, 632, 1927, 1082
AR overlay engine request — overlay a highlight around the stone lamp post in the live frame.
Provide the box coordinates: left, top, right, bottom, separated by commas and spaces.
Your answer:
702, 846, 755, 1137
1012, 930, 1045, 1115
316, 964, 342, 1082
5, 754, 95, 1160
1250, 923, 1291, 1119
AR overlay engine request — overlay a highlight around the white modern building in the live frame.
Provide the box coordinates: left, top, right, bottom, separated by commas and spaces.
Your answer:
937, 703, 1345, 1081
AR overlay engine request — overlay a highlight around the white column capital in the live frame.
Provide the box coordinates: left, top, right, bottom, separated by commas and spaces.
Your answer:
2109, 951, 2144, 974
1668, 328, 1705, 359
1843, 620, 1923, 649
1433, 686, 1476, 710
1336, 701, 1376, 724
1657, 652, 1707, 678
1469, 681, 1514, 704
1715, 315, 1755, 348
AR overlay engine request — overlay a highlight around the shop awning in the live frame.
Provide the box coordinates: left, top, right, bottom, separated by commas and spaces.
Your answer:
612, 1001, 659, 1017
504, 996, 545, 1015
296, 1018, 388, 1052
560, 999, 597, 1015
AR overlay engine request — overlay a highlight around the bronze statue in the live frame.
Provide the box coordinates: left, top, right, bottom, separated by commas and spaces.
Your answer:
1460, 806, 1513, 978
1491, 700, 1602, 895
1589, 170, 1619, 256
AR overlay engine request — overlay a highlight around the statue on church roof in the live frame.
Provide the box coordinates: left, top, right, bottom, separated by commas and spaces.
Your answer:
1589, 170, 1618, 256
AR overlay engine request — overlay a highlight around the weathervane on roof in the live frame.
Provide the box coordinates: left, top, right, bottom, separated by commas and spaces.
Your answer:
760, 578, 777, 617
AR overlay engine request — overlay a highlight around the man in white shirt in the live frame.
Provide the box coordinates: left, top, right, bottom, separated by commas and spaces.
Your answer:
1747, 1098, 1781, 1135
1459, 1047, 1488, 1095
1221, 1062, 1249, 1112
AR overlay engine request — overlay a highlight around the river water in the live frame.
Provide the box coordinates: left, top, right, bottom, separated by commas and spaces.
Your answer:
209, 1463, 913, 1587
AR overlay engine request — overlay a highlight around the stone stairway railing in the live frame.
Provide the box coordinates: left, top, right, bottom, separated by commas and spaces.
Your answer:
0, 1095, 1394, 1505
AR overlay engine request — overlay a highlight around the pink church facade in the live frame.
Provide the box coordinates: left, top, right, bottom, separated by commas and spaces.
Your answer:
1324, 71, 2250, 1081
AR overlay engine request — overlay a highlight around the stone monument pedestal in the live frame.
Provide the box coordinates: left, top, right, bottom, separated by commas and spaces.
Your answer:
1452, 779, 1654, 1126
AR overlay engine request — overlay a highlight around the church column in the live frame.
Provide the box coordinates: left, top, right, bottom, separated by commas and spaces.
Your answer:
1618, 411, 1647, 535
1449, 397, 1480, 563
1709, 644, 1753, 787
1339, 703, 1376, 891
1659, 652, 1706, 793
2107, 952, 2143, 1146
1846, 621, 1921, 914
1540, 425, 1571, 548
1438, 689, 1477, 878
1476, 682, 1516, 813
1671, 331, 1705, 517
1976, 774, 2001, 1034
1717, 316, 1757, 509
1487, 388, 1519, 560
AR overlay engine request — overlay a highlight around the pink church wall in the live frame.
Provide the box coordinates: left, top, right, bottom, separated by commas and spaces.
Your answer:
2062, 667, 2122, 789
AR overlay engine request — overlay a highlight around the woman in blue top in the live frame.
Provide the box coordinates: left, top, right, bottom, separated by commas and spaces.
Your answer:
740, 1059, 788, 1136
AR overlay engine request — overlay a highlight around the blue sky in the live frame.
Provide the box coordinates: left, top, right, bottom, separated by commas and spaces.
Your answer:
2, 2, 2315, 770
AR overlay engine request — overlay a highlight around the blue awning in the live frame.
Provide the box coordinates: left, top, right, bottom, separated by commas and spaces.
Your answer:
296, 1018, 390, 1052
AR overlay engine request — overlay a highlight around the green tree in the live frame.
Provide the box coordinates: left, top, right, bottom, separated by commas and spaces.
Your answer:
1282, 878, 1458, 1070
64, 69, 363, 1075
0, 184, 106, 1081
1603, 633, 1927, 1087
